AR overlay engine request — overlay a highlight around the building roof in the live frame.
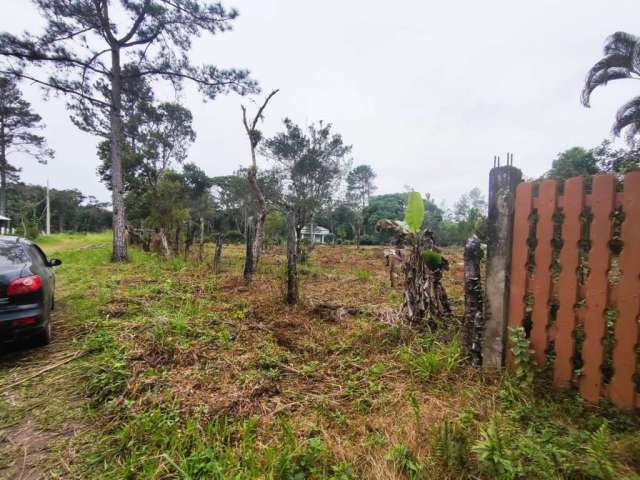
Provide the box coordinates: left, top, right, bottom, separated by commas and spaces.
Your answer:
0, 215, 10, 222
300, 225, 331, 235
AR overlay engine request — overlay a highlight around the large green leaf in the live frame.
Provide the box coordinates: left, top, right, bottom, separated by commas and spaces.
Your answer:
404, 192, 424, 233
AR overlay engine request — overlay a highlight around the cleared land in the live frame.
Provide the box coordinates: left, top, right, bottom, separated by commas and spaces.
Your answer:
0, 232, 638, 479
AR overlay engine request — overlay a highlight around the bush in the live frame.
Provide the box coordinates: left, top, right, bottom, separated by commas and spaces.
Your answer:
358, 234, 379, 245
224, 230, 244, 243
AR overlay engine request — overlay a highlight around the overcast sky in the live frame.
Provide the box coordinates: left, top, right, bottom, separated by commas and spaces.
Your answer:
3, 0, 640, 209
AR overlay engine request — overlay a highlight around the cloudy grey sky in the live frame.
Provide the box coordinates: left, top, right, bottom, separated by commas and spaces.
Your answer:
3, 0, 640, 209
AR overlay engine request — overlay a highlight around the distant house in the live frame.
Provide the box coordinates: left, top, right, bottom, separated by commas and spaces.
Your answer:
300, 225, 331, 244
0, 215, 10, 235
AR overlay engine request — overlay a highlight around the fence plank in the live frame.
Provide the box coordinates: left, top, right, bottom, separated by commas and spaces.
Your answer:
580, 175, 615, 403
609, 172, 640, 410
529, 180, 557, 366
553, 177, 584, 389
506, 182, 534, 368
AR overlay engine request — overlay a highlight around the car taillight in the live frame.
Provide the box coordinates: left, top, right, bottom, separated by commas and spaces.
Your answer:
8, 275, 42, 296
12, 317, 36, 327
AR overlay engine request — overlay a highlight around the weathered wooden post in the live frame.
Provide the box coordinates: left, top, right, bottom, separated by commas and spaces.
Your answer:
482, 162, 522, 369
463, 234, 483, 366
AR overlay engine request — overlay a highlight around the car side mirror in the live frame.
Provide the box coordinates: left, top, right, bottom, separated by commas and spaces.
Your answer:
47, 258, 62, 267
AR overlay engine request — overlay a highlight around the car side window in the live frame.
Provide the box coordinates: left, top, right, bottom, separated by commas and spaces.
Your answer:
32, 245, 49, 265
28, 245, 47, 269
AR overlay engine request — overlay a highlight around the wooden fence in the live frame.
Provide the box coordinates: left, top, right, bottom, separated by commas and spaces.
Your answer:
505, 172, 640, 411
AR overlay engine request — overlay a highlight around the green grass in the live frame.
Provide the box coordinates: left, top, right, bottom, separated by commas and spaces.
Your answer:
0, 233, 638, 479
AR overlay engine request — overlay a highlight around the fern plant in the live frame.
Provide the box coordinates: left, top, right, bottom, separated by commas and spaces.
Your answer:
433, 418, 470, 472
473, 420, 519, 480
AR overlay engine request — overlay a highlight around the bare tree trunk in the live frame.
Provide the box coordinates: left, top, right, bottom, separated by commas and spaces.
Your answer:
198, 216, 205, 262
295, 223, 304, 258
248, 168, 266, 270
244, 217, 255, 284
241, 90, 278, 282
213, 234, 223, 274
174, 221, 181, 255
0, 119, 6, 218
286, 208, 298, 304
464, 234, 483, 366
159, 229, 171, 258
184, 220, 193, 260
142, 231, 151, 252
109, 47, 127, 262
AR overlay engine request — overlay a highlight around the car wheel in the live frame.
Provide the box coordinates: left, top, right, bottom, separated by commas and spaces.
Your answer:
33, 319, 51, 347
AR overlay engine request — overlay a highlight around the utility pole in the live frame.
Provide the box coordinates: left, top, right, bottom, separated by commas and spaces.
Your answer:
46, 180, 50, 235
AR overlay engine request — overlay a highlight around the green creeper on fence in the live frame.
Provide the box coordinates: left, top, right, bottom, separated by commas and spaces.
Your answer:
376, 191, 451, 326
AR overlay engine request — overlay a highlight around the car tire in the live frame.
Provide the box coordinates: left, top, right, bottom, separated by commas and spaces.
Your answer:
33, 319, 51, 347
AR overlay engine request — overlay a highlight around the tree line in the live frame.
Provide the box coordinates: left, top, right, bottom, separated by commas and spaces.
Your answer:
2, 3, 640, 307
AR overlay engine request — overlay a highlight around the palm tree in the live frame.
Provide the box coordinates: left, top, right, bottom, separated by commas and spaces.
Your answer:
582, 32, 640, 143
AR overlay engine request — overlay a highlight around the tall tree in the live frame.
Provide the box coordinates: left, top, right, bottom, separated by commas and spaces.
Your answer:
592, 139, 640, 178
0, 0, 258, 260
0, 76, 53, 216
262, 118, 351, 247
582, 32, 640, 144
240, 89, 278, 283
346, 164, 376, 247
544, 147, 599, 182
262, 118, 351, 304
95, 102, 197, 193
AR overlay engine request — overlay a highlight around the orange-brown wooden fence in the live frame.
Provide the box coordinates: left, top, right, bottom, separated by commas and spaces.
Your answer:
505, 172, 640, 411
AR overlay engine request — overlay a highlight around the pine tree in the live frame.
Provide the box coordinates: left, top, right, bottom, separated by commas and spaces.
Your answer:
0, 0, 258, 260
0, 76, 53, 217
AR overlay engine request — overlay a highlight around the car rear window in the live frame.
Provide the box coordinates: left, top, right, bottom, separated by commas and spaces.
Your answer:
0, 241, 29, 266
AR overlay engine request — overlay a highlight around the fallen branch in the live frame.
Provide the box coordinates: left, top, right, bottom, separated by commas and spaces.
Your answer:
312, 303, 362, 322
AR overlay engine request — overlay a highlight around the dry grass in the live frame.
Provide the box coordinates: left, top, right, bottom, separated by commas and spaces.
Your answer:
0, 234, 638, 479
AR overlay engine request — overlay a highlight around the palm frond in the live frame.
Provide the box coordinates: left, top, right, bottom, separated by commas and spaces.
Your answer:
613, 96, 640, 143
581, 58, 631, 107
603, 31, 639, 57
581, 32, 640, 107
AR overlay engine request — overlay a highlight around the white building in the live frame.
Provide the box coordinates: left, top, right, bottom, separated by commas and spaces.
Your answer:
300, 225, 331, 244
0, 215, 10, 235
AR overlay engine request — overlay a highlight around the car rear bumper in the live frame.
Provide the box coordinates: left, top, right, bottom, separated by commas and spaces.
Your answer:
0, 305, 45, 343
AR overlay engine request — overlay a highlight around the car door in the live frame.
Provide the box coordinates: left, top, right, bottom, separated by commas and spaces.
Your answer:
27, 244, 53, 312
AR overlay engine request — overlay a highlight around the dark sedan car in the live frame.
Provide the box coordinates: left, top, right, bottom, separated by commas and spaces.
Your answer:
0, 236, 61, 347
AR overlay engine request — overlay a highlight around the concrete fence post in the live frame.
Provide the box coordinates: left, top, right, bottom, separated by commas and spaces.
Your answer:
482, 165, 522, 369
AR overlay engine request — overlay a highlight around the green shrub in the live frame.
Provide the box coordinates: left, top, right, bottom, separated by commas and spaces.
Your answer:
355, 269, 372, 282
224, 229, 244, 243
